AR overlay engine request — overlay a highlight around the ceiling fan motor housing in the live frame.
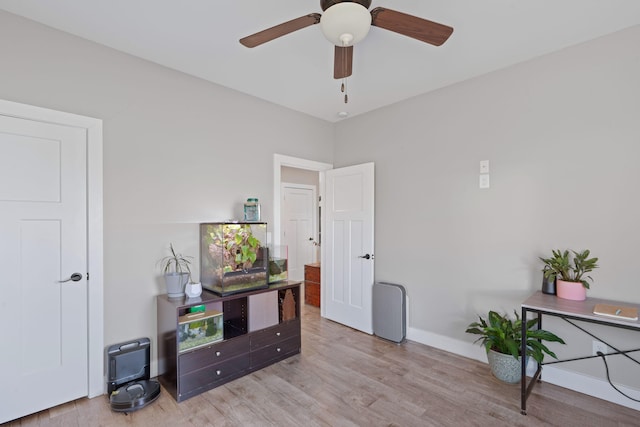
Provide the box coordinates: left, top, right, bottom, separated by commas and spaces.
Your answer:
320, 0, 372, 12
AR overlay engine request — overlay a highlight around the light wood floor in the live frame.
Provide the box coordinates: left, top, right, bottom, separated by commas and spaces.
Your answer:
4, 304, 639, 427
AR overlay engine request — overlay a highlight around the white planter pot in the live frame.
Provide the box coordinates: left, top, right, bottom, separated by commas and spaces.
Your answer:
185, 282, 202, 298
164, 272, 189, 298
487, 349, 523, 384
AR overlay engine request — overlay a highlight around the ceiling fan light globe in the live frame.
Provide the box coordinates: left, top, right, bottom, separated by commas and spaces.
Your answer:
320, 2, 371, 46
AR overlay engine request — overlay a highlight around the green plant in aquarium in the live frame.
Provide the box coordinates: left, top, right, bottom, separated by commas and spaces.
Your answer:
208, 224, 261, 272
205, 321, 218, 337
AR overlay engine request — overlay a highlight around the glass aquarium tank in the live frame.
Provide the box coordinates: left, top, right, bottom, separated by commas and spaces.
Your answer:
178, 309, 223, 352
200, 222, 269, 295
268, 245, 288, 283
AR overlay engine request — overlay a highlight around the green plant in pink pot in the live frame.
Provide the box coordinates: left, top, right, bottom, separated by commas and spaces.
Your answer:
539, 249, 599, 301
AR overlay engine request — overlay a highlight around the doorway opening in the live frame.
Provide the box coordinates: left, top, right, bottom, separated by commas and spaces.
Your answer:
273, 154, 332, 313
281, 180, 318, 282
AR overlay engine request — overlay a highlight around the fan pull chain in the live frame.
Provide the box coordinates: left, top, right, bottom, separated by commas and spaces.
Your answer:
339, 41, 349, 103
341, 77, 348, 103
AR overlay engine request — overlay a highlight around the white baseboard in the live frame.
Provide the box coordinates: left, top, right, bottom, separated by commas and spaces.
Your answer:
407, 326, 640, 412
540, 365, 640, 411
407, 325, 487, 363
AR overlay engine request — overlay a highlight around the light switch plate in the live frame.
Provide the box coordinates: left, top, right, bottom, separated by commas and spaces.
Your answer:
479, 174, 490, 189
480, 160, 490, 174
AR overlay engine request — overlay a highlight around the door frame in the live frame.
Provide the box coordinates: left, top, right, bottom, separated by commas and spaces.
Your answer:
0, 99, 104, 398
281, 182, 318, 278
273, 154, 332, 310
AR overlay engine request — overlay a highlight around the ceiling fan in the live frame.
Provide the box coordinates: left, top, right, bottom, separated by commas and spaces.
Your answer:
239, 0, 454, 81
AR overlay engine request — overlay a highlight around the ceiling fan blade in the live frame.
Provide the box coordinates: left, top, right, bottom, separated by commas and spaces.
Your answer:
240, 13, 321, 48
370, 7, 453, 46
334, 46, 353, 79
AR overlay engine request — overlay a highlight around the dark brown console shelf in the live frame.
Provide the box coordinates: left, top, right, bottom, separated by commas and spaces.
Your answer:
157, 281, 301, 402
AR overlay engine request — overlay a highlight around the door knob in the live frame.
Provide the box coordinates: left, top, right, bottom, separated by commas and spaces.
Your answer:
358, 254, 371, 260
59, 272, 83, 283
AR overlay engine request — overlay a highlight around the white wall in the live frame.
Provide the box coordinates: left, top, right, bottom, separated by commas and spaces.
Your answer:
334, 25, 640, 402
0, 11, 333, 377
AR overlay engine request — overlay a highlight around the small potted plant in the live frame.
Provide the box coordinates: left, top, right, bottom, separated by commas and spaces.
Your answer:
539, 249, 599, 301
466, 310, 565, 384
158, 243, 193, 298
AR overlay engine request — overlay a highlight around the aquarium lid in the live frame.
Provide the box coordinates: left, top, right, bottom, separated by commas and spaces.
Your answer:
178, 309, 222, 325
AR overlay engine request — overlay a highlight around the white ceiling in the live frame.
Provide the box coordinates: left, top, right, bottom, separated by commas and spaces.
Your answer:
2, 0, 639, 122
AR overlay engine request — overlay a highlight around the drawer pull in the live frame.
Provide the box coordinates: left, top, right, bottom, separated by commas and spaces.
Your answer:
276, 347, 281, 352
215, 351, 221, 357
216, 370, 222, 376
276, 332, 281, 337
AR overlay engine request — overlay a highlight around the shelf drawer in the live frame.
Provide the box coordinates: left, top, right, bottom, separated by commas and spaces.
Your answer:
179, 334, 250, 376
250, 319, 300, 351
250, 336, 301, 369
179, 354, 250, 395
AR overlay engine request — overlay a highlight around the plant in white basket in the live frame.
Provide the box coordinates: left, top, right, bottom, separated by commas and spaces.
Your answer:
466, 310, 565, 383
539, 249, 599, 300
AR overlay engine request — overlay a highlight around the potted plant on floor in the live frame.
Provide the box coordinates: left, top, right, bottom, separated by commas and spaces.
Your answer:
465, 310, 565, 384
158, 243, 192, 298
539, 249, 599, 301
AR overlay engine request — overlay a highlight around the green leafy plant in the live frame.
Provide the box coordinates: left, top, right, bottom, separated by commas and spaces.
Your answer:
465, 310, 565, 364
539, 249, 599, 289
232, 227, 260, 267
158, 243, 192, 277
207, 224, 261, 272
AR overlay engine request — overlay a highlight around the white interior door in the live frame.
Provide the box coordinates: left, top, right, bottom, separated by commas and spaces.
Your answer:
281, 184, 317, 281
323, 162, 375, 334
0, 114, 89, 423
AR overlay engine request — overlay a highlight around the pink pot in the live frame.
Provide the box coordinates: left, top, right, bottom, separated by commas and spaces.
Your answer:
556, 279, 586, 301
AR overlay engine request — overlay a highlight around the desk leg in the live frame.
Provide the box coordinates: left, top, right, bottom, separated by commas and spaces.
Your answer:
521, 308, 544, 415
521, 306, 527, 415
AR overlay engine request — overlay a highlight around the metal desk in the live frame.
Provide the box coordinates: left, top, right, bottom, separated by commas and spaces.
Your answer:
520, 291, 640, 415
